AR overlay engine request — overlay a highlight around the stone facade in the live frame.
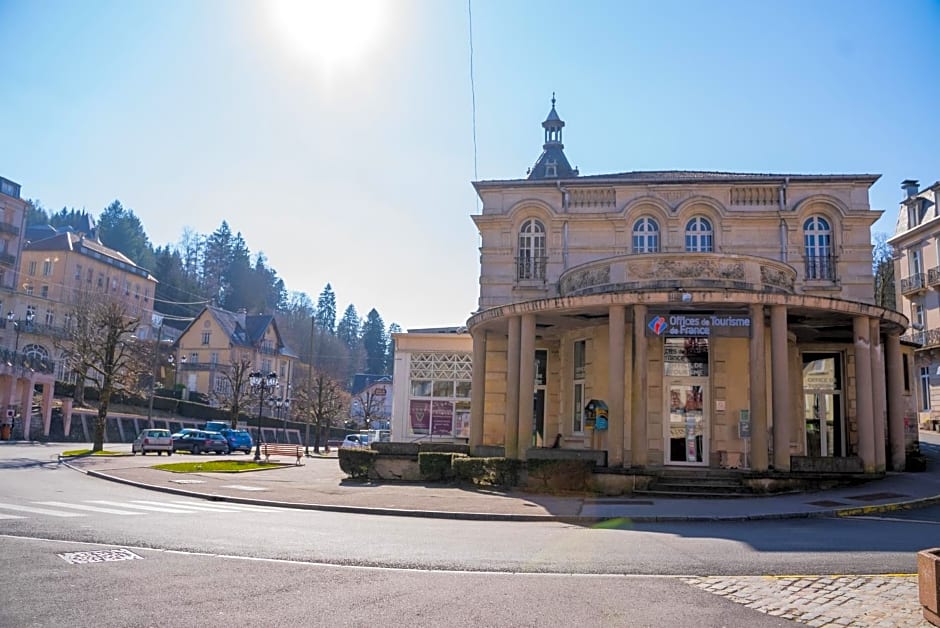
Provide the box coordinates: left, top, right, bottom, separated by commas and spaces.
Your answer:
466, 100, 912, 475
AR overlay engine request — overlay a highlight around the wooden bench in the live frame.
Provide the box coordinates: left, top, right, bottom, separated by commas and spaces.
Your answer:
260, 443, 304, 465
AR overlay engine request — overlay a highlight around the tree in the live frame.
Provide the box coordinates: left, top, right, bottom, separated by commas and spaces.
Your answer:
24, 199, 48, 226
210, 356, 255, 429
97, 200, 155, 271
352, 385, 389, 430
337, 304, 360, 352
315, 284, 337, 335
361, 309, 387, 374
385, 322, 401, 375
872, 233, 896, 311
293, 366, 349, 454
58, 294, 148, 452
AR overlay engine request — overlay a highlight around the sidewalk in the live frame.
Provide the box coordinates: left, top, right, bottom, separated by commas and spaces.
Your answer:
62, 431, 940, 523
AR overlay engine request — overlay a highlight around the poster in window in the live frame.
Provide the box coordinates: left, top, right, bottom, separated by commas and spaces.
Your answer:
454, 401, 471, 439
409, 399, 430, 434
431, 400, 453, 436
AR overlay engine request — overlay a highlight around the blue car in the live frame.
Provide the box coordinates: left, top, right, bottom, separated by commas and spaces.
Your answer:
222, 429, 254, 454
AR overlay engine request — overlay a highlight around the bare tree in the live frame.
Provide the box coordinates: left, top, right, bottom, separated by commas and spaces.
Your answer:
872, 232, 896, 311
352, 387, 389, 430
293, 365, 349, 454
58, 294, 148, 452
209, 356, 255, 429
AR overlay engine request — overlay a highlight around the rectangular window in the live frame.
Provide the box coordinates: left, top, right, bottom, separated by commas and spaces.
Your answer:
42, 260, 53, 276
25, 284, 33, 296
189, 353, 199, 364
920, 366, 931, 411
573, 339, 586, 433
45, 310, 54, 326
201, 331, 210, 345
903, 354, 910, 391
27, 261, 36, 276
573, 339, 586, 380
40, 285, 49, 298
210, 352, 219, 365
411, 380, 432, 397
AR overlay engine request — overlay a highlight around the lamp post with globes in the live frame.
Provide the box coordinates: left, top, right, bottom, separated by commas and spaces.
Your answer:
267, 386, 291, 443
250, 370, 278, 461
7, 309, 35, 356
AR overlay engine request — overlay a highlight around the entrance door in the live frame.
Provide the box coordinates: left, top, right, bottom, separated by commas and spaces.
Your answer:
665, 379, 708, 465
802, 353, 844, 457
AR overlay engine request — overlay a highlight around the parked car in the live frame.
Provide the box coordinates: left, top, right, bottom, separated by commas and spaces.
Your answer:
222, 429, 254, 454
172, 430, 230, 455
132, 428, 174, 455
341, 433, 371, 449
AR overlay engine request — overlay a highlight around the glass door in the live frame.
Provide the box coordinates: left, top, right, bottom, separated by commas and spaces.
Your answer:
665, 380, 708, 465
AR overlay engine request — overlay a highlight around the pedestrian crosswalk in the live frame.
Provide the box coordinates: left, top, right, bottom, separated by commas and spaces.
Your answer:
0, 499, 280, 520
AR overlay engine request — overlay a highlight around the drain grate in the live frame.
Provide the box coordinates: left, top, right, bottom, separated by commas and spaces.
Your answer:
58, 549, 142, 564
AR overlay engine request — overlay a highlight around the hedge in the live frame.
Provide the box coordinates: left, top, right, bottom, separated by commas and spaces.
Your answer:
452, 457, 520, 487
418, 452, 467, 482
338, 448, 378, 479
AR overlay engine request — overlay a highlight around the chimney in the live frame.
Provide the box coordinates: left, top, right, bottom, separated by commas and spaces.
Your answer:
902, 179, 920, 198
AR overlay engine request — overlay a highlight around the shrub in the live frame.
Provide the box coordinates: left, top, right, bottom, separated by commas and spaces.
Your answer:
338, 448, 377, 479
452, 457, 520, 487
418, 452, 467, 482
526, 458, 595, 492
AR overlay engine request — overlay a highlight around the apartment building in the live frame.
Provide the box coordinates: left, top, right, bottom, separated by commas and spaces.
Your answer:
890, 179, 940, 429
465, 99, 913, 475
174, 306, 298, 414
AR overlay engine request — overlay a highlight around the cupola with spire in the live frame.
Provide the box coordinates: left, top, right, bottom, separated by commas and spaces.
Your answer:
527, 93, 579, 180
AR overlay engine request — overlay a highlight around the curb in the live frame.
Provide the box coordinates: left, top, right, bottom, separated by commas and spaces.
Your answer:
63, 457, 940, 525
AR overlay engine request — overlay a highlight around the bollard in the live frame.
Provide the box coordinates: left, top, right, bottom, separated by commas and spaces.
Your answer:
920, 548, 940, 626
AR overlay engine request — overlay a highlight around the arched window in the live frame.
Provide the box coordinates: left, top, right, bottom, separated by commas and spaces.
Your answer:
518, 219, 546, 280
803, 216, 833, 280
684, 217, 713, 252
632, 217, 660, 253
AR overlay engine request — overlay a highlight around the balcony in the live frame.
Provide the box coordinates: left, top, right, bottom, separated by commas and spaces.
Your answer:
929, 267, 940, 289
0, 221, 20, 237
902, 327, 940, 348
558, 253, 797, 297
803, 254, 837, 282
900, 273, 928, 296
516, 256, 547, 282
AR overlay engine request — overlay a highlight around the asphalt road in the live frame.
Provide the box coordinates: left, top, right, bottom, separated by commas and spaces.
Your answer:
1, 444, 936, 626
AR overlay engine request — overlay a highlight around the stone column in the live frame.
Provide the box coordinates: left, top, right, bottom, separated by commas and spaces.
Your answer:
631, 304, 648, 466
771, 305, 791, 471
608, 304, 626, 467
885, 334, 906, 471
517, 314, 536, 461
18, 376, 33, 440
41, 381, 54, 437
869, 319, 887, 472
854, 315, 875, 473
505, 316, 521, 460
62, 398, 74, 438
469, 329, 487, 451
749, 303, 768, 471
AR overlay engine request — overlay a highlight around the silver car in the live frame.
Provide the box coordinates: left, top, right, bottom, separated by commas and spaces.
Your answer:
132, 429, 174, 455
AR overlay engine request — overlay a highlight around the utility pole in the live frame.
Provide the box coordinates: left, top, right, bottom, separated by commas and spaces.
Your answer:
305, 315, 314, 457
145, 317, 164, 430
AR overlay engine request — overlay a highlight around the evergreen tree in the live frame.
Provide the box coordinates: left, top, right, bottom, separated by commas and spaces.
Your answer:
202, 221, 235, 304
385, 322, 401, 374
337, 304, 360, 352
24, 199, 49, 226
315, 284, 337, 334
360, 309, 387, 374
49, 207, 91, 232
97, 200, 155, 271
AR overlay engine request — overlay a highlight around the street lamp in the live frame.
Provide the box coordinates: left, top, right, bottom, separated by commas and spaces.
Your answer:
167, 353, 187, 390
250, 370, 278, 461
267, 387, 291, 443
7, 309, 35, 356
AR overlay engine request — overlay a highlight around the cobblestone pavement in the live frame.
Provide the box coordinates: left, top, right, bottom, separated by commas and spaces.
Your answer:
682, 575, 928, 627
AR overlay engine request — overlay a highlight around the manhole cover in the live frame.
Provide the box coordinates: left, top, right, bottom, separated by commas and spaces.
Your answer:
58, 549, 142, 564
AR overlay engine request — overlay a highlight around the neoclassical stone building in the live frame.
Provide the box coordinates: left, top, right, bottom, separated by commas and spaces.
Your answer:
466, 99, 913, 474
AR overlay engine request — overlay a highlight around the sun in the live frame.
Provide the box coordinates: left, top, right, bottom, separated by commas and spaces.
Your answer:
268, 0, 388, 76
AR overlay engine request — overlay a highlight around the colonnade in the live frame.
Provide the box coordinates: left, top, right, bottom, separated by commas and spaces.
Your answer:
469, 303, 908, 473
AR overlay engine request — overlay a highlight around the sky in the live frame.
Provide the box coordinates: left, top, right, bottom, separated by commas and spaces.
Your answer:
3, 0, 940, 331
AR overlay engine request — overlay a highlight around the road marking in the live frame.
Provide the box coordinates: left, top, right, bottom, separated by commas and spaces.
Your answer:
35, 501, 146, 516
87, 500, 200, 513
0, 503, 85, 517
0, 513, 25, 519
130, 500, 247, 513
164, 501, 279, 512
